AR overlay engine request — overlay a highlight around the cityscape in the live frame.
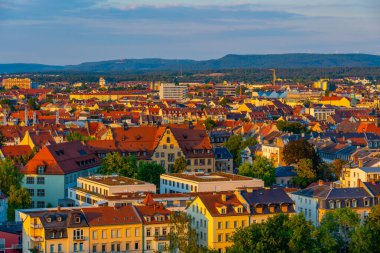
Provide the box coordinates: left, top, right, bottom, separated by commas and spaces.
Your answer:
1, 1, 380, 253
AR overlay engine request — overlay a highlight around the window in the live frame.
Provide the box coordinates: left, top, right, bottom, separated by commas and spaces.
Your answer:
74, 243, 78, 252
37, 177, 45, 184
329, 201, 334, 209
26, 177, 34, 184
125, 243, 130, 251
336, 201, 341, 208
111, 229, 120, 238
147, 241, 151, 250
226, 234, 229, 242
37, 201, 45, 208
50, 244, 54, 253
345, 200, 350, 207
135, 242, 139, 250
225, 221, 229, 229
234, 221, 237, 228
218, 222, 222, 229
168, 153, 175, 162
163, 144, 167, 149
364, 199, 370, 206
166, 137, 171, 143
242, 220, 245, 227
75, 217, 81, 223
92, 245, 97, 253
352, 199, 357, 207
218, 234, 222, 242
101, 244, 106, 253
162, 227, 167, 235
37, 189, 45, 197
58, 244, 62, 252
92, 230, 98, 240
37, 166, 45, 174
155, 153, 159, 158
155, 228, 159, 236
135, 228, 139, 236
146, 228, 151, 237
27, 189, 35, 196
102, 230, 107, 239
126, 228, 130, 237
73, 229, 84, 240
79, 243, 83, 252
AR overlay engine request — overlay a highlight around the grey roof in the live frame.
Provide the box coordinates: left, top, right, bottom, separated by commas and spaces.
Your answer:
275, 166, 297, 177
363, 181, 380, 196
359, 167, 380, 173
213, 147, 233, 159
242, 188, 294, 205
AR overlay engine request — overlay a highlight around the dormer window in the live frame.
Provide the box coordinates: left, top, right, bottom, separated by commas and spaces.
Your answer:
329, 201, 334, 209
47, 217, 51, 222
37, 166, 45, 174
345, 200, 350, 207
352, 199, 357, 208
221, 207, 226, 214
75, 217, 81, 223
57, 216, 62, 222
145, 216, 151, 222
336, 201, 341, 208
364, 198, 370, 207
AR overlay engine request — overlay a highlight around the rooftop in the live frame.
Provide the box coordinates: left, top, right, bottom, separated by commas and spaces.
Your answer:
80, 175, 149, 186
162, 172, 258, 182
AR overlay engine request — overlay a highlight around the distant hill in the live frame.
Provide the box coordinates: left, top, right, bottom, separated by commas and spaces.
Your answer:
1, 54, 380, 73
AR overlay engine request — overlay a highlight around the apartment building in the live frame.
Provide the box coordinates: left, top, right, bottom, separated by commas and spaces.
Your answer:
160, 172, 264, 194
159, 83, 188, 101
2, 78, 31, 89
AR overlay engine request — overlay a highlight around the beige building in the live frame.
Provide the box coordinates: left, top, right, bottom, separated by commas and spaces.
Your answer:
159, 83, 188, 101
160, 172, 264, 194
2, 78, 32, 89
341, 167, 380, 187
68, 175, 156, 206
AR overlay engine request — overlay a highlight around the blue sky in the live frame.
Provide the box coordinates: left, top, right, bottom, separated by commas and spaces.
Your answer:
0, 0, 379, 65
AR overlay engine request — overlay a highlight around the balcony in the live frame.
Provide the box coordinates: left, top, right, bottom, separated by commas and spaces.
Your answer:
154, 235, 169, 241
31, 236, 44, 242
31, 223, 43, 229
73, 236, 85, 241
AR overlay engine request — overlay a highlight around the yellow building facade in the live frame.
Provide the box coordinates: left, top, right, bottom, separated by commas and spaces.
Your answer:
2, 78, 32, 89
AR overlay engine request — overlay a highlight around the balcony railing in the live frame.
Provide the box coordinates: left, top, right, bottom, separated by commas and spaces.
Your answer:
31, 236, 44, 242
31, 223, 43, 229
154, 235, 169, 241
73, 236, 85, 241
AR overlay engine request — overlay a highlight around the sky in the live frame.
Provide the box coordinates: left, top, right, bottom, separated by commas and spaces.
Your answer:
0, 0, 379, 65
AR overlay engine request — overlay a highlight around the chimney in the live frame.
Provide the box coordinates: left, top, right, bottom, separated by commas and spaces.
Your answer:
57, 206, 61, 212
372, 179, 376, 185
221, 194, 226, 202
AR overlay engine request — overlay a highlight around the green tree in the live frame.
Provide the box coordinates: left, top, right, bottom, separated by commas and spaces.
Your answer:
27, 97, 40, 110
283, 139, 321, 169
350, 205, 380, 253
136, 162, 165, 187
238, 156, 275, 186
67, 132, 95, 141
316, 208, 360, 253
7, 185, 32, 221
166, 212, 199, 253
204, 118, 217, 131
172, 156, 187, 173
276, 120, 308, 134
329, 159, 345, 179
223, 135, 257, 167
99, 153, 137, 178
292, 158, 316, 188
219, 97, 230, 106
0, 159, 23, 194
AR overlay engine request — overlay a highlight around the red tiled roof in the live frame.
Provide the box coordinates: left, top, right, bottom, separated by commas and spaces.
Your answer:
82, 206, 141, 226
21, 141, 101, 175
0, 145, 32, 158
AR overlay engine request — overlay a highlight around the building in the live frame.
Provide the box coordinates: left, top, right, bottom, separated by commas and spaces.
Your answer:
68, 175, 156, 206
99, 77, 106, 88
2, 78, 31, 90
21, 208, 90, 253
20, 141, 101, 207
214, 84, 236, 97
0, 223, 22, 253
235, 188, 295, 224
160, 172, 264, 194
320, 96, 352, 108
159, 83, 188, 101
341, 167, 380, 187
305, 106, 335, 121
134, 199, 172, 252
82, 206, 143, 253
213, 147, 233, 173
274, 166, 297, 186
292, 180, 374, 225
186, 192, 249, 252
0, 191, 8, 222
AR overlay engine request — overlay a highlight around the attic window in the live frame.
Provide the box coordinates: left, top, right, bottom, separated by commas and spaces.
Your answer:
145, 216, 151, 222
47, 217, 51, 222
55, 150, 64, 156
75, 216, 81, 223
37, 166, 45, 174
57, 216, 62, 222
78, 150, 87, 156
221, 208, 226, 214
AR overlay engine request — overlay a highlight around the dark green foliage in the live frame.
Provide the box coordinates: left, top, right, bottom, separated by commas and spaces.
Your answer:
277, 120, 309, 134
223, 135, 257, 166
204, 118, 217, 131
99, 153, 138, 178
67, 132, 95, 141
136, 161, 165, 188
172, 156, 188, 173
238, 157, 275, 186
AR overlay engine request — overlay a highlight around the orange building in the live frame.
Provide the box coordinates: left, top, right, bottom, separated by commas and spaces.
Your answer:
2, 78, 32, 89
